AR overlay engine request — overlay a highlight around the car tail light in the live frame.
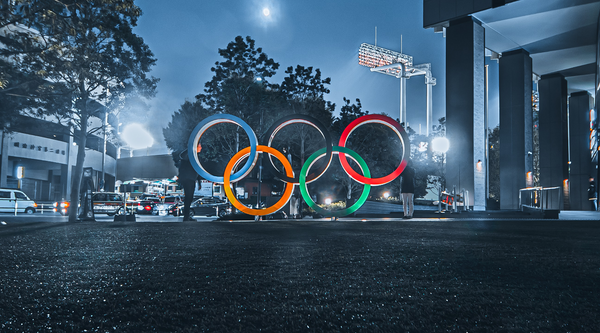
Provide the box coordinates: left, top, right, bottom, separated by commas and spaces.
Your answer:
62, 202, 70, 208
145, 205, 152, 211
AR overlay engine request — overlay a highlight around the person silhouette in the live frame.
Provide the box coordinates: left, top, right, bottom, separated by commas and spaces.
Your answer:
589, 177, 597, 211
401, 161, 415, 219
177, 148, 200, 221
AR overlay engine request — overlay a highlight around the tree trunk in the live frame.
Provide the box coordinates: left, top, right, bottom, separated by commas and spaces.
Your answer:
68, 97, 89, 222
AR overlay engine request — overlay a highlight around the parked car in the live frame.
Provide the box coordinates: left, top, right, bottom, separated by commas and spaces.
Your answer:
92, 192, 135, 216
0, 188, 37, 214
54, 192, 134, 216
53, 201, 70, 215
171, 196, 231, 218
153, 196, 182, 216
135, 197, 160, 215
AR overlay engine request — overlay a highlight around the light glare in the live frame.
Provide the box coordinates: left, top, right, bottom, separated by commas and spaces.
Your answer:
122, 123, 154, 149
262, 8, 270, 16
431, 137, 449, 153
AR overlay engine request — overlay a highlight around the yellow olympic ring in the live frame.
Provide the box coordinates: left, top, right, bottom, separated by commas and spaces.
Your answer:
223, 145, 295, 216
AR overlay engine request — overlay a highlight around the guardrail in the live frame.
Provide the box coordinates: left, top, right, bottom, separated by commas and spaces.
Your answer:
36, 203, 57, 214
7, 202, 57, 215
519, 186, 561, 216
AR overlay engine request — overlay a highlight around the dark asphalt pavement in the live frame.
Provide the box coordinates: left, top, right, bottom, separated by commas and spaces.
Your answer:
1, 218, 599, 332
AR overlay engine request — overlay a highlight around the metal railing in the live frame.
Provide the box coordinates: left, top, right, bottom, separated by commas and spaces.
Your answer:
519, 187, 561, 212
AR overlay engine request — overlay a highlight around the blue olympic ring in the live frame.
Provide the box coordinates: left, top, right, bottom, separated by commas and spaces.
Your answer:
187, 114, 258, 183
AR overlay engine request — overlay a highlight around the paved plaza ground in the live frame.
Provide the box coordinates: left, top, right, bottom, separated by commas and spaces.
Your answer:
1, 216, 599, 332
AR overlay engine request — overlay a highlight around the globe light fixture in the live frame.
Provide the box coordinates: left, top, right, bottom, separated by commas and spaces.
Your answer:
431, 137, 449, 153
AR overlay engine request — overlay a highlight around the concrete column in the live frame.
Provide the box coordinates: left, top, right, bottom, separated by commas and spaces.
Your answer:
445, 16, 486, 211
538, 74, 568, 209
426, 80, 433, 136
400, 76, 407, 125
569, 91, 593, 210
499, 49, 533, 210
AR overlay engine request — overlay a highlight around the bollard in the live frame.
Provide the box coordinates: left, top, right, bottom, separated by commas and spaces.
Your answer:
452, 186, 457, 213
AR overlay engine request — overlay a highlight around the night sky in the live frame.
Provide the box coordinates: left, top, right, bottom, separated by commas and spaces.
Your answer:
132, 0, 500, 153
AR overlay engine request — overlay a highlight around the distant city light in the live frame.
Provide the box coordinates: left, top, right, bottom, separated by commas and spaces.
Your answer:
122, 123, 154, 149
262, 8, 270, 16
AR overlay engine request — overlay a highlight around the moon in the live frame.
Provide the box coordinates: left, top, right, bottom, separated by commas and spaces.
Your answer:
262, 7, 270, 16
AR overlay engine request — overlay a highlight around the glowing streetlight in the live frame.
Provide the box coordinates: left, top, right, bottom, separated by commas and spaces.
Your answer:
383, 192, 390, 199
262, 8, 270, 16
431, 137, 449, 153
324, 198, 332, 205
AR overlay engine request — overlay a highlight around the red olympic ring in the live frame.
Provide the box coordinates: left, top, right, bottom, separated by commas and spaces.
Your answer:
338, 114, 409, 186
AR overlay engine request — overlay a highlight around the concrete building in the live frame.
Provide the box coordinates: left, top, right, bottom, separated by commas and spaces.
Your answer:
424, 0, 599, 211
0, 116, 117, 201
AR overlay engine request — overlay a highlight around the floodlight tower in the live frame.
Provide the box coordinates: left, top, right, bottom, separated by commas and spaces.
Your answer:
359, 43, 436, 136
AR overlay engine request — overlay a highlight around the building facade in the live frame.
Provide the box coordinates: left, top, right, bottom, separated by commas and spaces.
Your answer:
0, 116, 117, 202
423, 0, 599, 210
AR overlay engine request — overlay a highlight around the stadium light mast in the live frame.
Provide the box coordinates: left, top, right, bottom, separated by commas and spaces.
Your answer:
358, 43, 437, 136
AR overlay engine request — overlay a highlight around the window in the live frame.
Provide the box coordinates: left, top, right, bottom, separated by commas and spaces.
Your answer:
14, 192, 28, 200
93, 193, 106, 201
0, 191, 11, 199
13, 142, 19, 147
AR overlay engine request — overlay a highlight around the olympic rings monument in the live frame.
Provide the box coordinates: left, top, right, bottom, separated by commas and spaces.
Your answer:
187, 113, 410, 218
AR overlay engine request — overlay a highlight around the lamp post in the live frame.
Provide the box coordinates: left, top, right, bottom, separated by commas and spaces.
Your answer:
431, 137, 449, 213
253, 76, 263, 220
101, 109, 108, 191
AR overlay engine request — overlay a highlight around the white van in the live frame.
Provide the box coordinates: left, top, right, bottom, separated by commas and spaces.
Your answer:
0, 188, 38, 214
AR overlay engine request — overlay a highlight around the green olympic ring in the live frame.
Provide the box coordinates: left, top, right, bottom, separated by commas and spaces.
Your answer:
299, 146, 371, 217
